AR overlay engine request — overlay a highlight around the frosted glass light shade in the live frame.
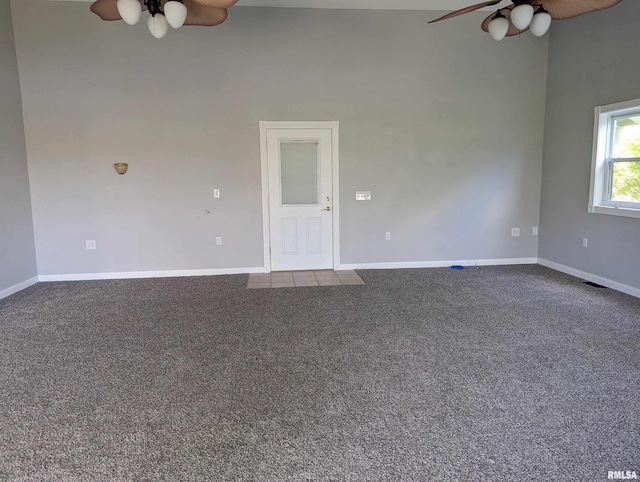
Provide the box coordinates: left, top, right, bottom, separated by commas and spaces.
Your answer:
117, 0, 142, 26
164, 1, 188, 29
530, 11, 552, 37
147, 14, 169, 38
488, 16, 509, 41
511, 3, 534, 30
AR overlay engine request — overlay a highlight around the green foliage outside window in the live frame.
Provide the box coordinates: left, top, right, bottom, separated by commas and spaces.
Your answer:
611, 124, 640, 203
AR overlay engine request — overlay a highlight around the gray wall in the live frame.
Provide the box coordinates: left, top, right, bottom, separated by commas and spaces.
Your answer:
0, 0, 37, 293
539, 0, 640, 289
12, 2, 548, 275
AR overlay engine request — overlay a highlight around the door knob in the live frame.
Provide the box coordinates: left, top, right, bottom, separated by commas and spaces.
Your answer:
321, 206, 331, 211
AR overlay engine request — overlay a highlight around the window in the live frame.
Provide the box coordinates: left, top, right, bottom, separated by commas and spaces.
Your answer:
589, 98, 640, 218
280, 141, 319, 205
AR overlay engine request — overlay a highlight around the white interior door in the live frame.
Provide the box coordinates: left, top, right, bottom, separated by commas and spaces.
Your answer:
267, 128, 333, 271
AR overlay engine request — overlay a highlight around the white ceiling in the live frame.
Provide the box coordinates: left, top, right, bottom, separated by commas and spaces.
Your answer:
237, 0, 489, 10
47, 0, 499, 11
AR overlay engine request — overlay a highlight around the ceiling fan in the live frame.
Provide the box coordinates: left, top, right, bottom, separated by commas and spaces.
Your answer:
90, 0, 239, 38
429, 0, 623, 41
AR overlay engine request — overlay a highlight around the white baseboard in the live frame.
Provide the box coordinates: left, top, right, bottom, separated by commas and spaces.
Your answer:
337, 257, 538, 271
9, 261, 639, 299
38, 266, 268, 282
538, 258, 640, 298
38, 259, 538, 282
0, 276, 39, 301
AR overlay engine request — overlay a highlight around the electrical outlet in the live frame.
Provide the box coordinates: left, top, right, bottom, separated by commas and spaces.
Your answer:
532, 227, 539, 236
583, 238, 588, 248
511, 228, 521, 237
385, 232, 391, 241
85, 240, 96, 250
214, 189, 220, 198
216, 237, 222, 246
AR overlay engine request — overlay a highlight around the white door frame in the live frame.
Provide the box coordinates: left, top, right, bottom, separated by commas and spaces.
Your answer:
259, 121, 340, 272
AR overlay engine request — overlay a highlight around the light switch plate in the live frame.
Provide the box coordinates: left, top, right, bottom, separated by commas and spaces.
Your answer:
214, 189, 220, 198
356, 191, 371, 201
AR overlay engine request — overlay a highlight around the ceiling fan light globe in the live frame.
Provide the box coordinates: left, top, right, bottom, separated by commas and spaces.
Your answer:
511, 3, 534, 30
488, 16, 509, 41
530, 11, 552, 37
164, 1, 188, 29
116, 0, 142, 26
147, 14, 169, 38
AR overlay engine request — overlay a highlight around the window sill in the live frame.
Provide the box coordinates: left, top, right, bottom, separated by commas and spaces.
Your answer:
589, 205, 640, 219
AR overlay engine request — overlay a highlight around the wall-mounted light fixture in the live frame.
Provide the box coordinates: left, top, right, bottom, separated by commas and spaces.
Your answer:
114, 163, 129, 175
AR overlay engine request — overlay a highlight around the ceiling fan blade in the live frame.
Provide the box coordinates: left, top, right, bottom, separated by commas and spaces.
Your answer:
539, 0, 623, 20
481, 7, 528, 36
187, 0, 240, 8
90, 0, 146, 21
428, 0, 504, 24
184, 3, 229, 26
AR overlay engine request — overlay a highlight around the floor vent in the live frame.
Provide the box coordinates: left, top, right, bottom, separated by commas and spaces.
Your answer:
583, 281, 607, 288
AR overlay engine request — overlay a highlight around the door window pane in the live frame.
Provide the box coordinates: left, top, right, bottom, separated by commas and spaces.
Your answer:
280, 141, 319, 205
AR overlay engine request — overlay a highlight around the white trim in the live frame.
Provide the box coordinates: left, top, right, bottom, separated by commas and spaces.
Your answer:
589, 205, 640, 219
260, 121, 337, 130
15, 261, 640, 299
337, 257, 538, 270
38, 267, 267, 282
538, 258, 640, 299
259, 121, 340, 272
259, 124, 271, 272
588, 105, 605, 213
0, 277, 39, 300
598, 97, 640, 114
331, 121, 341, 268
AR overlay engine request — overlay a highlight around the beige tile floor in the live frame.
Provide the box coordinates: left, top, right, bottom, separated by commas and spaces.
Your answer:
247, 270, 365, 289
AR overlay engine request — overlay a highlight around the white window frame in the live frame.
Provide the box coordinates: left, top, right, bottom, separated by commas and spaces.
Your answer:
589, 98, 640, 219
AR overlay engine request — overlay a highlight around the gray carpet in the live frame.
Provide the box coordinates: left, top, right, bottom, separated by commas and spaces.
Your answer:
0, 265, 638, 481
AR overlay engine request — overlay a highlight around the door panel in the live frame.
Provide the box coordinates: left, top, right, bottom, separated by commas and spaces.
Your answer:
267, 128, 333, 271
281, 218, 298, 255
306, 217, 322, 254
